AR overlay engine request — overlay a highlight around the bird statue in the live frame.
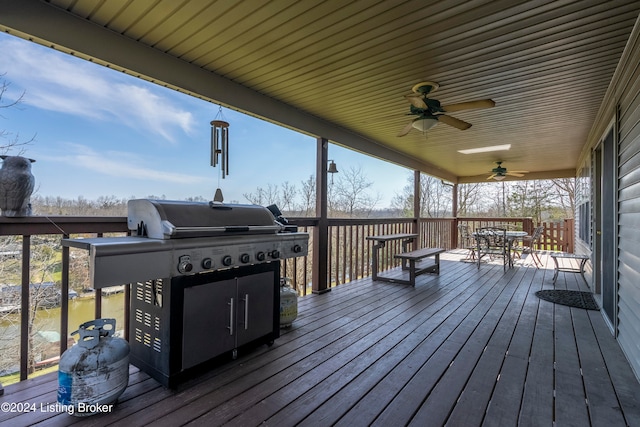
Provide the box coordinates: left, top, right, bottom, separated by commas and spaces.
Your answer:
0, 155, 36, 217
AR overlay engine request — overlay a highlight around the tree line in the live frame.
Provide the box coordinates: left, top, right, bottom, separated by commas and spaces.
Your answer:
27, 171, 575, 223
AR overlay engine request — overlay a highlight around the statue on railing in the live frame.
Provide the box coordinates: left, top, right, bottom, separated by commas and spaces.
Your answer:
0, 155, 35, 217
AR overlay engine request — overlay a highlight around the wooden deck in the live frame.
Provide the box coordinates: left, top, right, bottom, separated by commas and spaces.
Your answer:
1, 251, 639, 427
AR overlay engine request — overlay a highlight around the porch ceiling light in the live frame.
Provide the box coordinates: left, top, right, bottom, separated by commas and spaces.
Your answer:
492, 174, 506, 181
457, 144, 511, 154
412, 118, 439, 132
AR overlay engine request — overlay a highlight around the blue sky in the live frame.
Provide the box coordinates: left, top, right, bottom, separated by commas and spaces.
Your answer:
0, 32, 410, 208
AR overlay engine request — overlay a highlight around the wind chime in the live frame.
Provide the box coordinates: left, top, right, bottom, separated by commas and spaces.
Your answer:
210, 107, 229, 202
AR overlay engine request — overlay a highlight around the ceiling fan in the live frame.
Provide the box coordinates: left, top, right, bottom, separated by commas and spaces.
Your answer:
397, 81, 495, 137
487, 161, 529, 181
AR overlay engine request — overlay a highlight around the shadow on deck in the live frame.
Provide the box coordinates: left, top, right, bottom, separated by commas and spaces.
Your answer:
1, 251, 639, 426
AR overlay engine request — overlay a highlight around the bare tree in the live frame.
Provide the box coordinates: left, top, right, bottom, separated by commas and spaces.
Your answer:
0, 235, 63, 375
279, 181, 297, 213
391, 173, 453, 218
457, 182, 490, 216
551, 178, 576, 219
243, 183, 281, 206
299, 175, 315, 217
421, 175, 451, 217
1, 73, 35, 154
507, 180, 554, 223
331, 165, 381, 217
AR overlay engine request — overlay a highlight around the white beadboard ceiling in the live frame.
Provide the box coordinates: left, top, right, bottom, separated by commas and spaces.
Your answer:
1, 0, 639, 183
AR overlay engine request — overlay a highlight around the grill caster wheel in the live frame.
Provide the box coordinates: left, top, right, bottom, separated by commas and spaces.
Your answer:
232, 348, 238, 360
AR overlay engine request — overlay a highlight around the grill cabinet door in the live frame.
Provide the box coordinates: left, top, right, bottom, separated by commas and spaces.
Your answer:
182, 277, 236, 370
236, 271, 275, 347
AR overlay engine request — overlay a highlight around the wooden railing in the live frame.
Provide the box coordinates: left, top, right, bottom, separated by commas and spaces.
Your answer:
0, 215, 573, 383
0, 216, 129, 383
537, 219, 575, 252
283, 216, 536, 295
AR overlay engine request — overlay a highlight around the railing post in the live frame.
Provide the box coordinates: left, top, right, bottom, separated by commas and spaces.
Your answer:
452, 218, 459, 250
95, 233, 104, 318
20, 235, 31, 380
451, 184, 458, 250
523, 217, 534, 235
413, 170, 420, 237
60, 234, 70, 354
565, 218, 575, 253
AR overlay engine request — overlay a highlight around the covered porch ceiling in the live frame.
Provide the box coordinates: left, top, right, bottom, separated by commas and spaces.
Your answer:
1, 0, 639, 183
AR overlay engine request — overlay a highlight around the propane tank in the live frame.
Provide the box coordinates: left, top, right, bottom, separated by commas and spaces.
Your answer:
280, 277, 298, 328
58, 318, 130, 416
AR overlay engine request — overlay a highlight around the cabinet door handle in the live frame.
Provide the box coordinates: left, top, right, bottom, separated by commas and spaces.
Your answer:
244, 294, 249, 330
228, 297, 234, 336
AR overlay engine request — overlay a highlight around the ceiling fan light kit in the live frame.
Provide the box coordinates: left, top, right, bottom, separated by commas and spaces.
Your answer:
412, 118, 439, 132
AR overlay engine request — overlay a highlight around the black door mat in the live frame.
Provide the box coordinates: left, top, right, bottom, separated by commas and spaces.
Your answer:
535, 290, 599, 310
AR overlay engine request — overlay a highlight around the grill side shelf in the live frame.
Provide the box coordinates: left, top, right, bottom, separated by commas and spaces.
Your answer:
62, 237, 172, 289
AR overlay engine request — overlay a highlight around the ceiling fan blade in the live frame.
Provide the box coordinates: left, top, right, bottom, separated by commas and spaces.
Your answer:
508, 170, 529, 174
506, 172, 525, 177
441, 99, 495, 112
397, 120, 415, 137
487, 174, 497, 180
405, 94, 427, 109
438, 114, 472, 130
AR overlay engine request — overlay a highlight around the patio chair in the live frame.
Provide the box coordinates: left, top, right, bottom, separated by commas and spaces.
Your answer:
475, 226, 509, 271
518, 225, 544, 267
457, 224, 476, 261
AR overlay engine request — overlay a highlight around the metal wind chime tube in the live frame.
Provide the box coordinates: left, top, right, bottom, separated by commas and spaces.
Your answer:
210, 119, 230, 178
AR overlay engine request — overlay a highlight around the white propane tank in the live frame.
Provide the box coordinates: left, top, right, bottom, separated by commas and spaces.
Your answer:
58, 318, 130, 416
280, 277, 298, 328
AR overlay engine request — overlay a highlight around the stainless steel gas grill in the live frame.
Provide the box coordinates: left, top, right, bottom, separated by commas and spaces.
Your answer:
62, 199, 308, 387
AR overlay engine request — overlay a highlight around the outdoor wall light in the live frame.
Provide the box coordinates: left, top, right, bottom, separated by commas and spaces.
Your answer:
327, 160, 339, 174
328, 160, 338, 183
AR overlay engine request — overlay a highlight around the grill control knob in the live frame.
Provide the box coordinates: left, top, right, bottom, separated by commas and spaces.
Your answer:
222, 255, 233, 266
256, 251, 266, 261
177, 255, 193, 274
240, 253, 250, 263
202, 258, 213, 270
270, 250, 280, 259
293, 244, 302, 253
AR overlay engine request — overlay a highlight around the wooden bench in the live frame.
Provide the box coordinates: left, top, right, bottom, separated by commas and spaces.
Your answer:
394, 247, 445, 286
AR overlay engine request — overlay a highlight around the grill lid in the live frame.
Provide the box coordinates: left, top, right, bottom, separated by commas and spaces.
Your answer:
128, 199, 281, 239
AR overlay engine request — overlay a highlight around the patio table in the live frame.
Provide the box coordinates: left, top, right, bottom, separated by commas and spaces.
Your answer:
550, 252, 589, 285
474, 230, 527, 269
366, 233, 418, 284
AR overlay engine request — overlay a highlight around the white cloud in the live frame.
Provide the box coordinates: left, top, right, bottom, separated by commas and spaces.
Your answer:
1, 34, 194, 143
45, 143, 207, 184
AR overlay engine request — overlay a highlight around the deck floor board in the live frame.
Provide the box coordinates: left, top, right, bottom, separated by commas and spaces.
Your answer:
2, 252, 640, 427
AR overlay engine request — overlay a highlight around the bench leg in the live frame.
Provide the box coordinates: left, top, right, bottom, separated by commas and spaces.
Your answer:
409, 260, 416, 287
371, 241, 384, 281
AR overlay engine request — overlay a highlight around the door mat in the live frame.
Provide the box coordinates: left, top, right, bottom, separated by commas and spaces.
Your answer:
535, 290, 599, 310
